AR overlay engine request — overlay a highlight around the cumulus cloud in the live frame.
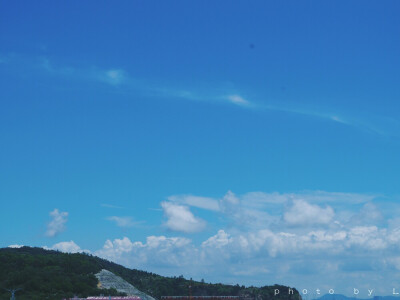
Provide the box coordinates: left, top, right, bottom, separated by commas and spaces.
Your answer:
85, 220, 400, 290
95, 235, 195, 269
44, 240, 90, 253
97, 224, 400, 264
35, 190, 400, 293
199, 225, 400, 262
219, 190, 240, 213
8, 244, 24, 248
350, 202, 384, 226
48, 241, 83, 253
37, 206, 400, 295
283, 199, 335, 226
45, 209, 68, 237
107, 216, 136, 228
166, 190, 375, 230
161, 202, 206, 233
346, 226, 388, 250
202, 230, 233, 249
166, 191, 278, 230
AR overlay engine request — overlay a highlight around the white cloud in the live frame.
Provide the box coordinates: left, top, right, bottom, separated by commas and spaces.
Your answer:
283, 199, 335, 226
353, 202, 384, 225
168, 195, 220, 211
241, 191, 375, 205
346, 226, 388, 250
95, 235, 195, 269
107, 216, 136, 228
69, 215, 400, 294
8, 244, 23, 248
232, 265, 270, 276
102, 69, 126, 85
241, 191, 289, 206
30, 189, 400, 294
101, 237, 138, 254
202, 230, 233, 249
226, 94, 250, 106
5, 53, 398, 138
39, 57, 128, 86
98, 224, 400, 265
166, 190, 375, 230
294, 190, 376, 204
161, 201, 206, 233
45, 209, 68, 237
386, 257, 400, 271
309, 230, 347, 242
44, 240, 89, 254
219, 190, 240, 214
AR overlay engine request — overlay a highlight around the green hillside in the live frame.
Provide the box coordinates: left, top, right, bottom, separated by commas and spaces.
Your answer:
0, 247, 299, 300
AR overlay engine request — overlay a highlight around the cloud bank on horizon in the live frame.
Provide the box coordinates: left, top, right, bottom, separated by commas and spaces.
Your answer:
33, 190, 400, 296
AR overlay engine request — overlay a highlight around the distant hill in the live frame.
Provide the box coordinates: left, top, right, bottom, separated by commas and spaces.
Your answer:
315, 294, 399, 300
0, 247, 299, 300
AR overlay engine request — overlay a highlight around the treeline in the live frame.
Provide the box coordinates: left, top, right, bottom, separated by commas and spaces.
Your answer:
0, 247, 299, 300
0, 247, 122, 300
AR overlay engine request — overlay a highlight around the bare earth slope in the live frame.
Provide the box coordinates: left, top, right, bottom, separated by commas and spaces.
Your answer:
96, 269, 156, 300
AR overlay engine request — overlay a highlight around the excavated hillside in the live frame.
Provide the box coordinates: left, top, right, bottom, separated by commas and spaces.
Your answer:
96, 269, 156, 300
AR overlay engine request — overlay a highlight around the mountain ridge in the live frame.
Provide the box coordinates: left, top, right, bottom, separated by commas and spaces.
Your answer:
315, 294, 400, 300
0, 246, 299, 300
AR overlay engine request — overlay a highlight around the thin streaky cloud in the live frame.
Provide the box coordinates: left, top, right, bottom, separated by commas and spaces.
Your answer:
6, 53, 399, 138
226, 94, 251, 106
39, 56, 128, 87
167, 194, 220, 212
101, 203, 124, 209
255, 102, 400, 138
167, 88, 399, 138
107, 216, 138, 228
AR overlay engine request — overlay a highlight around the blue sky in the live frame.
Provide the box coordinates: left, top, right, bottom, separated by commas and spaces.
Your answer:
1, 0, 400, 297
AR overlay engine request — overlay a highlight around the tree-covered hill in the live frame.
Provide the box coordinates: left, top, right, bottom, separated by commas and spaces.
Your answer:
0, 247, 299, 300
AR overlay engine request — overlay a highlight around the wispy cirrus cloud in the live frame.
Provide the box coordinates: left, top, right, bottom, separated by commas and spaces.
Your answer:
102, 69, 126, 85
167, 194, 220, 212
4, 53, 399, 138
226, 94, 251, 106
107, 216, 137, 228
169, 88, 400, 137
41, 57, 128, 86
